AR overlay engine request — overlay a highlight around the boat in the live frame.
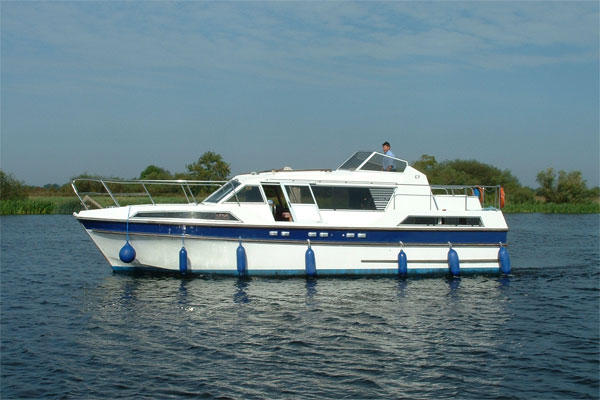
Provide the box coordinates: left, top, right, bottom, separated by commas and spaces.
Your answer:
72, 151, 511, 276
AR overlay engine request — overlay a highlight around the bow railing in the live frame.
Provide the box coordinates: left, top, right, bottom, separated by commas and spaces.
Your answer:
72, 178, 226, 210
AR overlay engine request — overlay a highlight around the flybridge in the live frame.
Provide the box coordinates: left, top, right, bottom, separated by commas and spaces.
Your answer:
337, 151, 408, 172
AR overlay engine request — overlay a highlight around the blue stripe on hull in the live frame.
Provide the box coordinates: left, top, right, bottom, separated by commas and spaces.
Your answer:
80, 219, 507, 245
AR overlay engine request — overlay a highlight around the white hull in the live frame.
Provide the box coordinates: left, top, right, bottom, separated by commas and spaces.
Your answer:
85, 229, 505, 276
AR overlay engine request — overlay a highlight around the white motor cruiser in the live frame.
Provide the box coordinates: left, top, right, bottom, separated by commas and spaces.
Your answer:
73, 151, 510, 276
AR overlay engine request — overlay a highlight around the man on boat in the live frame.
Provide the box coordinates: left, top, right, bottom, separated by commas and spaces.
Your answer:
382, 141, 396, 171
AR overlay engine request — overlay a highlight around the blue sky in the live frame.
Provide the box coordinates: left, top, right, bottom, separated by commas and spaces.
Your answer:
1, 1, 598, 188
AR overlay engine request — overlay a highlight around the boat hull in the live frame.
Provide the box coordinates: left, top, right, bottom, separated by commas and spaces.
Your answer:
79, 220, 508, 276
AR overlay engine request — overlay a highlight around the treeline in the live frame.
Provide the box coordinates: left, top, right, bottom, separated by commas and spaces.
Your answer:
0, 151, 230, 214
70, 151, 231, 198
1, 152, 598, 214
412, 154, 599, 208
2, 151, 230, 199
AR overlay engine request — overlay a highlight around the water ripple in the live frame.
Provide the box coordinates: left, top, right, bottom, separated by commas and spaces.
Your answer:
1, 215, 599, 399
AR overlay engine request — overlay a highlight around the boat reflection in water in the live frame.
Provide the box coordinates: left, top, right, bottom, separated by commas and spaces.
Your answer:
83, 274, 513, 356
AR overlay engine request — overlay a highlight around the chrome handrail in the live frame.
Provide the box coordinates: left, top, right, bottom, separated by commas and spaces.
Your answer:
72, 178, 226, 210
393, 184, 502, 211
431, 184, 501, 207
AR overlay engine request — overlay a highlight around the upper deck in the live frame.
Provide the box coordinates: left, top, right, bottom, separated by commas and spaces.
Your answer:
71, 151, 506, 220
225, 151, 426, 188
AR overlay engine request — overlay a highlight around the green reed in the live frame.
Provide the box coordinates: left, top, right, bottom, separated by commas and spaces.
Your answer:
503, 202, 599, 214
1, 197, 85, 215
1, 199, 55, 215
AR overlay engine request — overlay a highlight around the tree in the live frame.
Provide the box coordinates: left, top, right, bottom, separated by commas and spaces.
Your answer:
140, 165, 172, 180
411, 155, 535, 204
186, 151, 230, 181
556, 170, 589, 203
413, 154, 438, 173
537, 168, 593, 203
0, 170, 27, 200
138, 165, 175, 194
412, 156, 521, 186
67, 173, 110, 195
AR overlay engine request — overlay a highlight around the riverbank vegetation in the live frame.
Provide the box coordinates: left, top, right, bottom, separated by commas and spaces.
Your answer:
503, 202, 599, 214
1, 152, 598, 215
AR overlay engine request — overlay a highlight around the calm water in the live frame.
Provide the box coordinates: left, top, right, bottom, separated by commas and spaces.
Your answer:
1, 214, 599, 399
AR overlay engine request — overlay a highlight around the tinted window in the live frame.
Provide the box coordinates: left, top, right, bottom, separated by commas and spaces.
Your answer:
286, 186, 315, 204
338, 151, 372, 170
226, 186, 264, 203
204, 180, 241, 203
338, 152, 407, 172
400, 216, 438, 225
441, 217, 482, 226
312, 186, 376, 210
311, 186, 393, 210
361, 153, 388, 171
400, 216, 482, 226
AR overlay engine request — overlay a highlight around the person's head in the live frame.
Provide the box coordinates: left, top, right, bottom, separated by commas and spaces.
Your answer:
382, 141, 391, 152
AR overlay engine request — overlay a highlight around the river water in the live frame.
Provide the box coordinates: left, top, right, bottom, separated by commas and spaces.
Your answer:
1, 214, 598, 399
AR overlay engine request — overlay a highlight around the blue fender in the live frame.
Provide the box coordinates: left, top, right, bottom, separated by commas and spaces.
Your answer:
305, 242, 316, 277
237, 242, 248, 275
179, 246, 188, 273
498, 246, 511, 275
398, 249, 408, 277
448, 247, 460, 276
119, 241, 136, 263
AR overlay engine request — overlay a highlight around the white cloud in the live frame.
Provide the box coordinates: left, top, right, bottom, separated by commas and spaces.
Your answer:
3, 1, 597, 92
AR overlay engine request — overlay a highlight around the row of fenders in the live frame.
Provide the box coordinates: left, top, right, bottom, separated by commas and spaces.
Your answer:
236, 239, 511, 277
120, 238, 511, 276
398, 242, 511, 276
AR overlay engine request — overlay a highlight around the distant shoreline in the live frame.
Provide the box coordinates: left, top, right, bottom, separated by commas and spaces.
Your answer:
1, 197, 598, 215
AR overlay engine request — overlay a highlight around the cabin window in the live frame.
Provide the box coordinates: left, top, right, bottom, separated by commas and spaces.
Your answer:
133, 211, 239, 221
311, 186, 393, 211
400, 216, 438, 225
400, 216, 482, 226
441, 217, 482, 226
203, 179, 241, 203
225, 185, 264, 203
285, 185, 315, 204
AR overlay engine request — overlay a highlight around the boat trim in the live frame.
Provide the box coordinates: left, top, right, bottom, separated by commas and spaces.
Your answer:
75, 215, 507, 232
360, 258, 499, 264
84, 227, 507, 247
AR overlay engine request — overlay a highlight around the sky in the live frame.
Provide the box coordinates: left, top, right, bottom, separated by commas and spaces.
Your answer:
1, 1, 598, 188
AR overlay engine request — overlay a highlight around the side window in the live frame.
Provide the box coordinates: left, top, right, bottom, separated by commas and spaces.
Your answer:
226, 185, 264, 203
285, 186, 315, 204
312, 186, 375, 210
311, 186, 391, 210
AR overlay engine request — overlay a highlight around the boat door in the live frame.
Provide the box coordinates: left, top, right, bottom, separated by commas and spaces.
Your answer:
284, 185, 322, 223
262, 183, 293, 221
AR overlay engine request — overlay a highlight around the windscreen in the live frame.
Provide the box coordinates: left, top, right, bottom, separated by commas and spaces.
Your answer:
203, 179, 241, 203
